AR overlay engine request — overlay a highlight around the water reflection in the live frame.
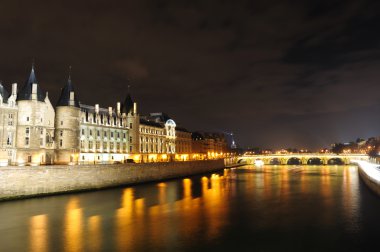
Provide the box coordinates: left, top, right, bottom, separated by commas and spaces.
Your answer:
342, 166, 360, 232
115, 188, 134, 251
87, 216, 102, 252
29, 215, 48, 252
64, 197, 83, 252
3, 165, 371, 251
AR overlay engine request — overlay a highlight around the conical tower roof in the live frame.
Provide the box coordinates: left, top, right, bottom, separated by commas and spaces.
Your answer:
0, 82, 9, 103
121, 93, 134, 114
56, 72, 80, 107
17, 66, 45, 101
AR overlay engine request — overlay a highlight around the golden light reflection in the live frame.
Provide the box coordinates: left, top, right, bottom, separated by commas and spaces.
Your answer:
157, 182, 167, 204
280, 167, 289, 200
264, 167, 272, 198
135, 198, 145, 217
114, 175, 229, 250
300, 168, 307, 193
204, 173, 227, 239
64, 197, 83, 252
116, 188, 134, 251
202, 176, 209, 192
320, 166, 331, 200
29, 214, 48, 252
87, 216, 102, 252
183, 178, 192, 198
342, 166, 360, 232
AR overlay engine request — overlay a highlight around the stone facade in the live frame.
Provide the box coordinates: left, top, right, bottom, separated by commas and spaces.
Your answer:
0, 66, 228, 166
0, 83, 17, 165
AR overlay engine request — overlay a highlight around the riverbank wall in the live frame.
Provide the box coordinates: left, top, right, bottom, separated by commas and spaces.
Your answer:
0, 159, 225, 200
356, 160, 380, 196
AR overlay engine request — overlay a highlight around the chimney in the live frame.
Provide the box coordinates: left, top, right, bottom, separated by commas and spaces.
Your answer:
133, 102, 137, 115
31, 83, 37, 100
12, 83, 17, 95
117, 102, 121, 115
69, 91, 75, 106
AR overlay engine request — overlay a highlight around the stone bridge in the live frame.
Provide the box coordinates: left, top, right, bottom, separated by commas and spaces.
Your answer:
238, 153, 369, 165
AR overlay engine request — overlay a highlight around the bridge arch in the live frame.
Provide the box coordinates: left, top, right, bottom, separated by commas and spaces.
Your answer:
327, 158, 344, 165
237, 159, 247, 164
287, 157, 301, 165
269, 158, 281, 165
307, 157, 323, 165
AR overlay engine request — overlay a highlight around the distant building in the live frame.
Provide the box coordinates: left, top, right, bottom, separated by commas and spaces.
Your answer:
191, 131, 228, 159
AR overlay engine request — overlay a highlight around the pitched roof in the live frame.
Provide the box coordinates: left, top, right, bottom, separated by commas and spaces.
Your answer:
0, 82, 9, 103
17, 67, 45, 102
176, 127, 189, 132
148, 112, 171, 123
56, 76, 80, 107
121, 93, 134, 114
140, 118, 164, 128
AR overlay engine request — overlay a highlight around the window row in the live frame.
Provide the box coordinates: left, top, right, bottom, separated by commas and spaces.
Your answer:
140, 127, 164, 135
80, 141, 131, 152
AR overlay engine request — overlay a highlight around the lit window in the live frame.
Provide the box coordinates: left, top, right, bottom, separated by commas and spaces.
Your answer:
7, 133, 12, 146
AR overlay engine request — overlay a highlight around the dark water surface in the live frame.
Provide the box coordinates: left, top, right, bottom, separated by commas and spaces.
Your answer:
1, 165, 380, 251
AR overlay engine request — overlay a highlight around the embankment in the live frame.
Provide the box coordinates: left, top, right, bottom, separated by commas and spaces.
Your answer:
356, 160, 380, 196
0, 159, 225, 200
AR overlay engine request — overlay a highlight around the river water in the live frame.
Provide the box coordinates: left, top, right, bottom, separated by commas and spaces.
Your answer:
1, 165, 380, 251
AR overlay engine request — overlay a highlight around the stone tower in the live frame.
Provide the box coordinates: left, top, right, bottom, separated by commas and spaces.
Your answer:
54, 72, 81, 164
122, 92, 140, 156
16, 66, 55, 165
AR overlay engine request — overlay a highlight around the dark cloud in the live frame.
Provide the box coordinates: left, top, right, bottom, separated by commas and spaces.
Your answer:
0, 0, 379, 149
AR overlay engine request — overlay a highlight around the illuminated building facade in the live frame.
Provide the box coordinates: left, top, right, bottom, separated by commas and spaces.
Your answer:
0, 66, 228, 166
175, 128, 192, 160
191, 132, 228, 159
138, 113, 177, 162
0, 82, 18, 165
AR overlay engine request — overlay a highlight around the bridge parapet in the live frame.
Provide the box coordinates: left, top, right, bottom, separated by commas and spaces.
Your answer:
238, 154, 368, 165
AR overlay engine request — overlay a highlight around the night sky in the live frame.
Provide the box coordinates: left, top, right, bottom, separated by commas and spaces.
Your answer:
1, 0, 380, 150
